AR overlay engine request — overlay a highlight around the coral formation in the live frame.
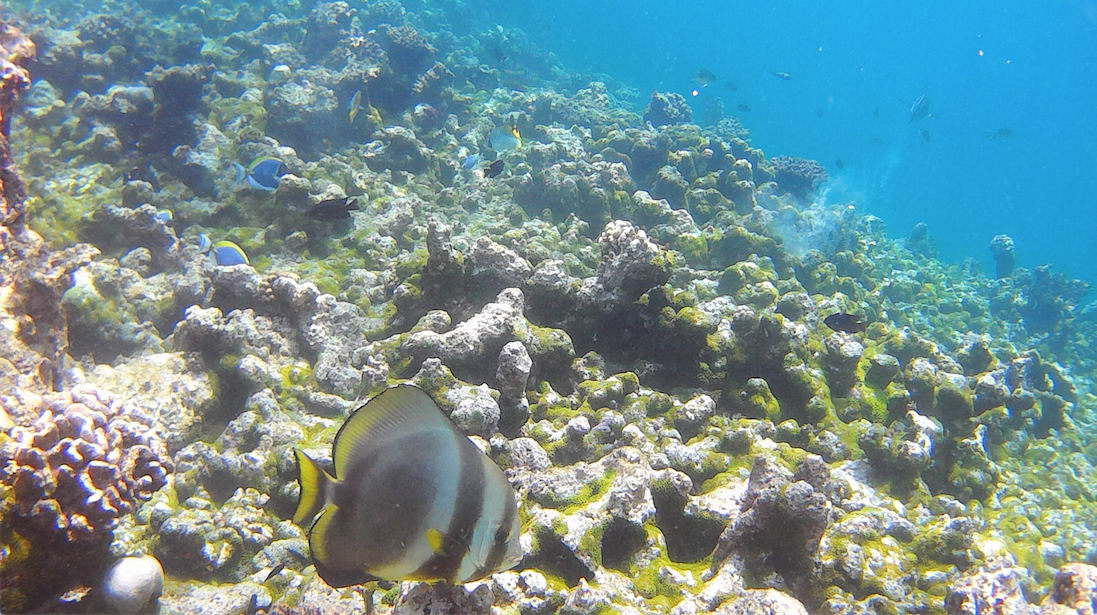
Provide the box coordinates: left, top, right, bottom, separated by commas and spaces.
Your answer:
769, 155, 828, 199
1, 385, 174, 541
991, 234, 1016, 279
643, 90, 693, 127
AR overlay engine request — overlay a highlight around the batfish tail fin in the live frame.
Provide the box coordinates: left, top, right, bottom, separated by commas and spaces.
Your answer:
293, 449, 335, 526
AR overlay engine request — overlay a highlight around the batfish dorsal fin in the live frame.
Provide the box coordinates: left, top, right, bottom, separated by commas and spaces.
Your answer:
332, 385, 453, 478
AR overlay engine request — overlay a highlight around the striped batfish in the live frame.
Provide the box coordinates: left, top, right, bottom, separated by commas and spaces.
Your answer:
293, 385, 524, 587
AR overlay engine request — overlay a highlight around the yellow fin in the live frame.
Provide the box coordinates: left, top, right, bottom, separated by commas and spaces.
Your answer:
424, 528, 465, 556
425, 528, 446, 555
293, 449, 334, 526
309, 508, 335, 565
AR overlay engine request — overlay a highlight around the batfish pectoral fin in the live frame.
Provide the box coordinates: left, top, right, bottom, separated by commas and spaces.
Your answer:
424, 528, 465, 556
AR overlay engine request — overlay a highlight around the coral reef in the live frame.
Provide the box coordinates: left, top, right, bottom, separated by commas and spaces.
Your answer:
1, 385, 174, 542
991, 234, 1016, 279
2, 3, 1097, 615
769, 155, 828, 199
643, 90, 693, 127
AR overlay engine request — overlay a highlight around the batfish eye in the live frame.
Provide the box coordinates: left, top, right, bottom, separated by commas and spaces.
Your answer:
495, 527, 509, 543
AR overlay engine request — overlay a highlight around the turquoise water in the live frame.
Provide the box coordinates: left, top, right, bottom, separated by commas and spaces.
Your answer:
492, 0, 1097, 285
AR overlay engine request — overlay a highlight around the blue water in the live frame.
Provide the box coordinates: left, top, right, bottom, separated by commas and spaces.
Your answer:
491, 0, 1097, 285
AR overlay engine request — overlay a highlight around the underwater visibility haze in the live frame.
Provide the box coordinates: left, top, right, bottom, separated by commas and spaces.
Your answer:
0, 0, 1096, 614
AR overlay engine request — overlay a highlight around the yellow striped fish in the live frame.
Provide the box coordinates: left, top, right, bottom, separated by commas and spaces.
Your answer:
294, 385, 523, 587
490, 123, 521, 151
348, 90, 362, 124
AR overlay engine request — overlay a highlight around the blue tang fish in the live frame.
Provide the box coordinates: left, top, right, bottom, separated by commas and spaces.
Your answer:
233, 156, 288, 191
461, 153, 482, 170
209, 240, 250, 266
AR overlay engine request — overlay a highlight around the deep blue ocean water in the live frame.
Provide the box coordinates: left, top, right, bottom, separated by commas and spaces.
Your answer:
489, 0, 1097, 287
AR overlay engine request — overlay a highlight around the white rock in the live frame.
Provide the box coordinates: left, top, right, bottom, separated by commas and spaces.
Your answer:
269, 64, 292, 84
102, 555, 163, 614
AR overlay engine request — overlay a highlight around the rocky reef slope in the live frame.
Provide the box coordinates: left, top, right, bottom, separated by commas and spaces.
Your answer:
1, 2, 1096, 614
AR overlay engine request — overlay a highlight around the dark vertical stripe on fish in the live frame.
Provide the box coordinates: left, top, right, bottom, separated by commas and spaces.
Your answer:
412, 433, 486, 581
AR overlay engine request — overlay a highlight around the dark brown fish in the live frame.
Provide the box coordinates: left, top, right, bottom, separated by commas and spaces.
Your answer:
483, 159, 505, 178
824, 313, 867, 334
736, 104, 752, 112
307, 197, 359, 222
263, 563, 285, 582
835, 159, 845, 170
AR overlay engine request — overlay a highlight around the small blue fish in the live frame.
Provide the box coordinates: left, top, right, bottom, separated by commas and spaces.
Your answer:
154, 209, 173, 223
209, 240, 250, 267
197, 233, 212, 254
460, 153, 481, 170
233, 156, 288, 191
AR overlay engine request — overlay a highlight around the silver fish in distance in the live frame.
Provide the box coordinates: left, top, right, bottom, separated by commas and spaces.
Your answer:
293, 385, 523, 587
909, 94, 930, 124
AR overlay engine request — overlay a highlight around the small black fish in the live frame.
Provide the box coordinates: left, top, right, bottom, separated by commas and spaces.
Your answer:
920, 129, 931, 144
491, 48, 506, 63
483, 159, 505, 178
725, 82, 738, 92
772, 71, 792, 80
307, 197, 359, 222
824, 313, 867, 334
123, 162, 160, 192
736, 104, 752, 112
985, 127, 1013, 140
835, 159, 845, 170
263, 563, 285, 582
873, 107, 880, 119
